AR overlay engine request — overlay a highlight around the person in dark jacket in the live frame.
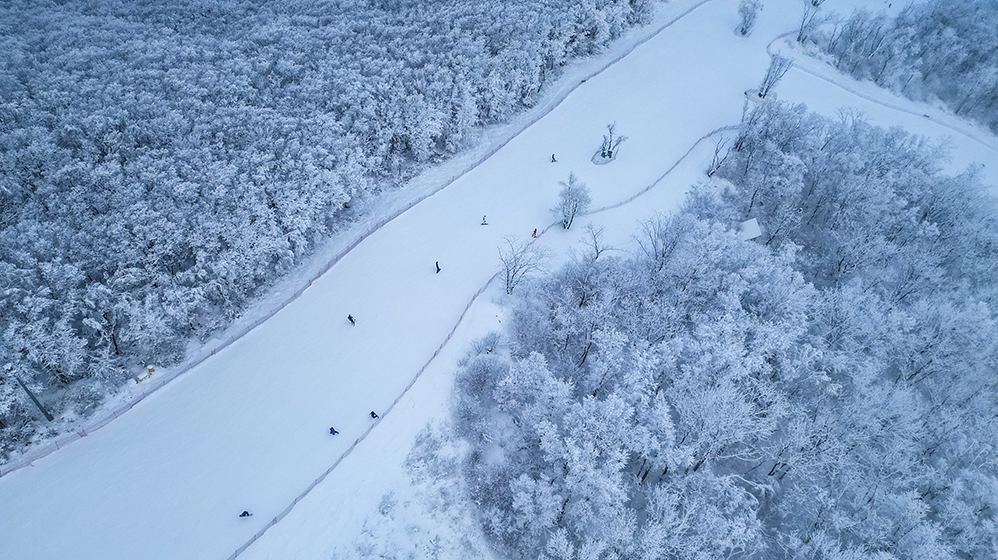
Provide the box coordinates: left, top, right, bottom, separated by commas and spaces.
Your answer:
239, 511, 252, 518
329, 427, 338, 435
347, 314, 355, 326
370, 411, 379, 419
435, 261, 441, 273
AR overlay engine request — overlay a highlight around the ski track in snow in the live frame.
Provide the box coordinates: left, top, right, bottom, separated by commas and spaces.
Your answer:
0, 0, 717, 484
229, 5, 998, 558
2, 1, 997, 559
223, 126, 740, 560
231, 9, 998, 556
221, 2, 726, 557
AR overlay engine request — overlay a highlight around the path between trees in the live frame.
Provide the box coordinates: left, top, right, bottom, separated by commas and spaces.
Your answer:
2, 1, 758, 559
224, 121, 740, 560
0, 0, 717, 482
767, 32, 998, 155
236, 17, 998, 557
3, 1, 995, 559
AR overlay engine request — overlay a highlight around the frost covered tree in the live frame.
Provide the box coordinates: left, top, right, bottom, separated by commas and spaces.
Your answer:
498, 236, 548, 295
0, 362, 35, 455
816, 0, 998, 133
738, 0, 762, 36
555, 173, 592, 230
757, 55, 794, 98
599, 123, 628, 160
706, 137, 731, 177
796, 0, 824, 43
579, 223, 613, 262
454, 206, 818, 558
717, 101, 998, 558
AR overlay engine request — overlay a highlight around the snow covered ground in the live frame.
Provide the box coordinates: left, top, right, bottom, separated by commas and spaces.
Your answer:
1, 0, 995, 559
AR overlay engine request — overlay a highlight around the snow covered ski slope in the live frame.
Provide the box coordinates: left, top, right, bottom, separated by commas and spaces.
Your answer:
1, 0, 996, 559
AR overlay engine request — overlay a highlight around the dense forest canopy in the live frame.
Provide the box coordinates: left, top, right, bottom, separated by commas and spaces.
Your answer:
450, 101, 998, 559
0, 0, 654, 457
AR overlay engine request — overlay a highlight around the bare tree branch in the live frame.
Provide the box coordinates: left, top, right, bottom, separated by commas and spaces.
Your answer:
498, 236, 548, 294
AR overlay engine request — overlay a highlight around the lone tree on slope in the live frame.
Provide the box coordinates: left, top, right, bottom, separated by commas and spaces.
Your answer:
555, 172, 593, 230
757, 54, 793, 98
738, 0, 761, 36
599, 123, 628, 160
707, 136, 731, 177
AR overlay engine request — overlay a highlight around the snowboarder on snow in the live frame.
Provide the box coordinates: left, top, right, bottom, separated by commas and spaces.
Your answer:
329, 427, 338, 435
435, 261, 441, 274
481, 215, 488, 225
551, 154, 557, 163
370, 411, 379, 419
239, 511, 252, 518
347, 314, 355, 326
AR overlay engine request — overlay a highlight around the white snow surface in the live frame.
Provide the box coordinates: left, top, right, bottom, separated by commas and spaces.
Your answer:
1, 0, 995, 559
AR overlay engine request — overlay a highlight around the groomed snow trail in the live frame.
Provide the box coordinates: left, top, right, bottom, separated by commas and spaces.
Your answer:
2, 1, 759, 558
234, 1, 998, 557
222, 122, 742, 560
1, 1, 996, 559
0, 0, 716, 483
768, 33, 998, 165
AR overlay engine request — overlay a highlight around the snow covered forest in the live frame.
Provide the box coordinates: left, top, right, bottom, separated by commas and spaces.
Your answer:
4, 0, 998, 556
0, 0, 653, 455
449, 101, 998, 559
812, 0, 998, 133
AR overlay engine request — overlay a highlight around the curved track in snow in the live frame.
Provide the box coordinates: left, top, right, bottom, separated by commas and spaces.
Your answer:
767, 32, 998, 155
223, 125, 740, 560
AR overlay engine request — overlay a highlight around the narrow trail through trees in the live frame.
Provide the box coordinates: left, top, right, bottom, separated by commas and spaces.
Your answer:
767, 32, 998, 155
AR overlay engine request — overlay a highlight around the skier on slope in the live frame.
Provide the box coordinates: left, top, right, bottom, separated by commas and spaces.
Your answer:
532, 228, 537, 238
481, 215, 488, 225
551, 154, 557, 163
435, 261, 441, 273
347, 314, 356, 326
329, 427, 338, 435
239, 511, 253, 518
370, 411, 379, 419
